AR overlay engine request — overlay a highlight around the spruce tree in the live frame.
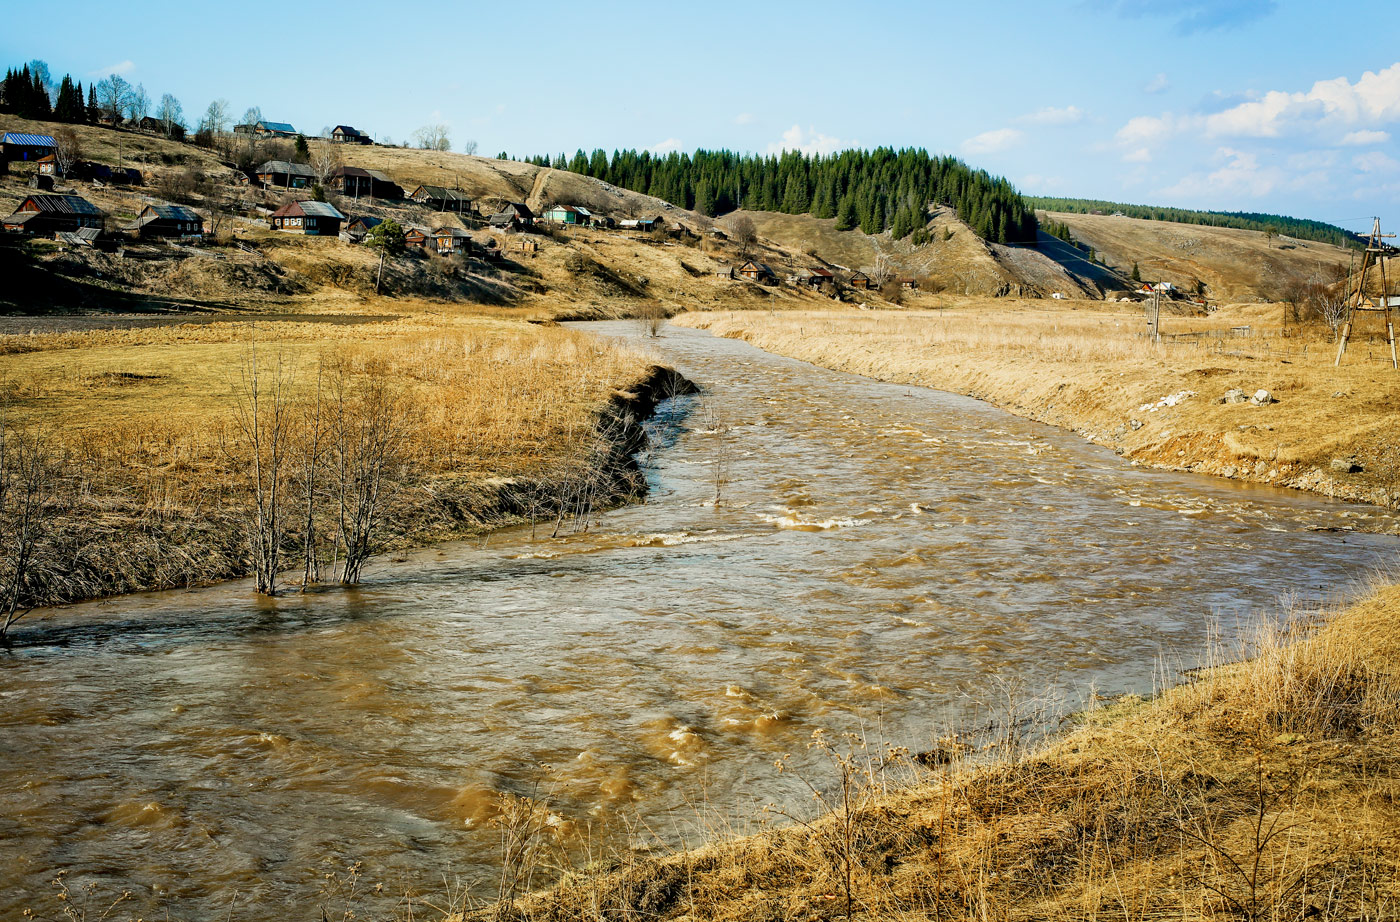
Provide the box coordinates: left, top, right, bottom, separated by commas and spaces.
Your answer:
835, 194, 857, 231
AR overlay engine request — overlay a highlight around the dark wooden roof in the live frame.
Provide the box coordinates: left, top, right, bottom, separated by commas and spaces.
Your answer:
15, 194, 104, 216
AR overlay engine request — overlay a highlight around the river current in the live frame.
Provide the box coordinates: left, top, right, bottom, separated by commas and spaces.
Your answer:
1, 321, 1395, 918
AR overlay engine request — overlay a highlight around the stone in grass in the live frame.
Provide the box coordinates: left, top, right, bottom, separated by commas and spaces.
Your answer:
1220, 388, 1248, 404
1249, 389, 1273, 406
1330, 456, 1362, 474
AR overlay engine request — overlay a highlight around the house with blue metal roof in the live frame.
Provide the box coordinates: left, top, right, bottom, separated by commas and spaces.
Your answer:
1, 132, 56, 163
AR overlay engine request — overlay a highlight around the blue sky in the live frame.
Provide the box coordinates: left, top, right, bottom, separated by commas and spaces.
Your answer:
7, 0, 1397, 233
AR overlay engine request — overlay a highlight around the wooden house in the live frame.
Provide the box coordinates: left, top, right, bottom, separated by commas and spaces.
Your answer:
403, 226, 430, 248
591, 214, 616, 229
848, 271, 872, 290
342, 215, 383, 242
258, 121, 299, 138
795, 267, 835, 289
410, 185, 472, 213
36, 154, 63, 176
432, 226, 471, 255
497, 202, 534, 224
1, 132, 56, 163
542, 204, 587, 225
256, 160, 316, 189
327, 166, 374, 197
2, 194, 104, 235
737, 261, 778, 285
125, 204, 203, 239
89, 163, 143, 185
270, 200, 345, 236
331, 125, 372, 144
489, 202, 535, 230
364, 170, 403, 199
898, 277, 918, 291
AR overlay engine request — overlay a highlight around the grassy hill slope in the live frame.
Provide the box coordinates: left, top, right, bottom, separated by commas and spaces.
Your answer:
1041, 210, 1352, 302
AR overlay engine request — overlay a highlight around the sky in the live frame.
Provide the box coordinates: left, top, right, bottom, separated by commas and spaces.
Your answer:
6, 0, 1398, 234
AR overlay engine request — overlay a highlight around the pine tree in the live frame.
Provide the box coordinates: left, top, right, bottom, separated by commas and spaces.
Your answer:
1131, 262, 1141, 282
835, 194, 857, 231
87, 85, 99, 123
694, 178, 715, 217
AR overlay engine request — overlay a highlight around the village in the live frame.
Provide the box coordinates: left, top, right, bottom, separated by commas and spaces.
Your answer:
0, 118, 910, 301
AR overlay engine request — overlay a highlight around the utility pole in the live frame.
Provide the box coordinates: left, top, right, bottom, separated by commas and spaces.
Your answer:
1334, 218, 1397, 369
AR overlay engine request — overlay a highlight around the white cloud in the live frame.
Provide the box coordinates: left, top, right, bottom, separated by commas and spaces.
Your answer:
1160, 146, 1280, 199
89, 59, 134, 77
1021, 105, 1084, 125
1020, 173, 1068, 192
1341, 129, 1390, 145
1115, 62, 1400, 152
766, 124, 855, 156
649, 138, 683, 154
1353, 151, 1400, 173
1116, 113, 1178, 145
961, 128, 1024, 155
1202, 61, 1400, 137
1123, 147, 1152, 163
1144, 73, 1171, 94
734, 112, 756, 125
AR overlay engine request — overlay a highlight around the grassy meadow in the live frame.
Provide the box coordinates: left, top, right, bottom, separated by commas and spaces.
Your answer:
0, 306, 658, 610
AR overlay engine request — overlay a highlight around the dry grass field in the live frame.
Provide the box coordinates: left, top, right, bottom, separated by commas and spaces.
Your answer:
1043, 211, 1353, 303
677, 301, 1400, 513
0, 307, 663, 609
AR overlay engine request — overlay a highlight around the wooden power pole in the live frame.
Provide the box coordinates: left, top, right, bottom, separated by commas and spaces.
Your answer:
1334, 218, 1398, 369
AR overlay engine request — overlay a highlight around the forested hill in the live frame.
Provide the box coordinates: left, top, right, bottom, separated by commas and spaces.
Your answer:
1026, 196, 1360, 248
512, 148, 1039, 244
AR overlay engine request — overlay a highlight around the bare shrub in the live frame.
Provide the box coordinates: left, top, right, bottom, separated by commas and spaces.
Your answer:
226, 340, 297, 596
0, 414, 56, 639
329, 363, 408, 585
635, 302, 666, 338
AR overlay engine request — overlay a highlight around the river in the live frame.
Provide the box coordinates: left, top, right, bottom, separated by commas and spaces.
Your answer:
1, 321, 1395, 920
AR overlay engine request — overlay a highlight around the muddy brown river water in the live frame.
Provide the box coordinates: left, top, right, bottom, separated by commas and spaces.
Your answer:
1, 321, 1396, 919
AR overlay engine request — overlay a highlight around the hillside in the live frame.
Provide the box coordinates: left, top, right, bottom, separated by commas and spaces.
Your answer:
0, 116, 861, 317
1027, 195, 1360, 248
1039, 210, 1353, 302
741, 207, 1102, 298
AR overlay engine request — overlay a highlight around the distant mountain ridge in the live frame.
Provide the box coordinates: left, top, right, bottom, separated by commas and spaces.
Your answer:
1026, 196, 1361, 249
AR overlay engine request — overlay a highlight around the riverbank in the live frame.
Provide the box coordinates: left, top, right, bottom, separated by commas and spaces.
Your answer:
0, 308, 691, 617
676, 303, 1400, 519
477, 579, 1400, 921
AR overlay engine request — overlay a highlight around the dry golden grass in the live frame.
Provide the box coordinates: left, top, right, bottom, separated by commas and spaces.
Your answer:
1044, 210, 1352, 302
0, 309, 658, 606
677, 302, 1400, 513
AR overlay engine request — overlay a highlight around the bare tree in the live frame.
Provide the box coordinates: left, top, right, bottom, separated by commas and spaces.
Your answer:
228, 336, 296, 596
128, 83, 151, 122
296, 369, 328, 590
461, 139, 479, 156
201, 98, 232, 136
241, 106, 263, 129
309, 142, 343, 185
0, 409, 55, 640
26, 59, 53, 103
52, 128, 83, 179
95, 74, 132, 123
330, 366, 407, 585
157, 93, 184, 138
412, 124, 452, 151
729, 214, 757, 260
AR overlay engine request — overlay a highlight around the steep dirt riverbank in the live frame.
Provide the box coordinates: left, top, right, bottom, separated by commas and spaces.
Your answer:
676, 306, 1400, 521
